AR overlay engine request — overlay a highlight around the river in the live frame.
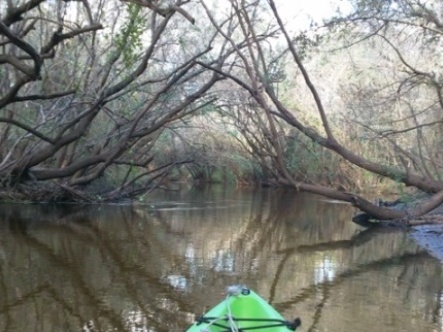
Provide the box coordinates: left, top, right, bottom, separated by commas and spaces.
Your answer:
0, 187, 441, 331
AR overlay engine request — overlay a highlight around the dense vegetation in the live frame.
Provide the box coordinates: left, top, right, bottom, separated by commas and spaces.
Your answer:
1, 0, 443, 223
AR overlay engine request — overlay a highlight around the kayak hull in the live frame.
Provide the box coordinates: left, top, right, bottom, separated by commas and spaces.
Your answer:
186, 287, 300, 331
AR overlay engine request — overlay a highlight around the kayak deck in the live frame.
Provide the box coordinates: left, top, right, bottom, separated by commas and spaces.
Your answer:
186, 286, 301, 331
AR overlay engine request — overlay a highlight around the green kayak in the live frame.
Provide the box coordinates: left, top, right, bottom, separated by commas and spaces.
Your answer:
186, 286, 301, 331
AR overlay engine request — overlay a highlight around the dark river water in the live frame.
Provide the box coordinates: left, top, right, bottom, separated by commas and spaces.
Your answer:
0, 187, 441, 332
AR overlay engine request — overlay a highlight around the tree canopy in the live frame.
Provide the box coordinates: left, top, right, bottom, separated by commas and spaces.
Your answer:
1, 0, 443, 224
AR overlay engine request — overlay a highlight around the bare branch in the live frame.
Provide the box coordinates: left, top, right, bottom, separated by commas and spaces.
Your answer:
0, 21, 42, 77
120, 0, 195, 24
3, 0, 46, 26
0, 117, 55, 144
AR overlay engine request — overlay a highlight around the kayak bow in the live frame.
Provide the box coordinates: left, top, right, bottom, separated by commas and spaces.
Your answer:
186, 286, 301, 331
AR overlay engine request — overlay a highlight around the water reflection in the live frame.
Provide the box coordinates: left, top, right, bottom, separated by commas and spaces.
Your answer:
0, 187, 441, 332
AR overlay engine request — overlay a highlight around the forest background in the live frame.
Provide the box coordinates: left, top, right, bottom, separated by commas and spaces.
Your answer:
1, 0, 443, 224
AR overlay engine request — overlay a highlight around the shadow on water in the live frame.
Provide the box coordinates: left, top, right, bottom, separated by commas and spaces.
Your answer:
0, 187, 442, 332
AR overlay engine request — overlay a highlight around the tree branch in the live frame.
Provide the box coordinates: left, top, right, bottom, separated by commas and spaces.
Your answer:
0, 21, 42, 78
0, 117, 55, 144
3, 0, 45, 26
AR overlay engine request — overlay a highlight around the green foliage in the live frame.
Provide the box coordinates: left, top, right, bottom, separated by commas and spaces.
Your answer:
380, 165, 405, 183
115, 4, 147, 67
284, 137, 334, 183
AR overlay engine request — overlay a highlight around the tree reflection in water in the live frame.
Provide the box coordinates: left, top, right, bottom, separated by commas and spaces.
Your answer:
0, 187, 441, 332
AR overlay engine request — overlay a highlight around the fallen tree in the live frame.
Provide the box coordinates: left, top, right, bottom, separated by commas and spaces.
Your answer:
198, 0, 443, 225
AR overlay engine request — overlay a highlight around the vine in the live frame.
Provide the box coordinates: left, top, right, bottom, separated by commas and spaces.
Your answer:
115, 4, 147, 67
